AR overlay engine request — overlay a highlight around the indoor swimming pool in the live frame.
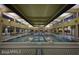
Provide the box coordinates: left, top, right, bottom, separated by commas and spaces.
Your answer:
4, 32, 75, 42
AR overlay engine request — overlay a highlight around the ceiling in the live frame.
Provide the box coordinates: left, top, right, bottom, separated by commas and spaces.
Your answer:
5, 4, 75, 26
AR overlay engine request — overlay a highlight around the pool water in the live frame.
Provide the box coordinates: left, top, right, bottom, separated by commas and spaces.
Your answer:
5, 33, 74, 42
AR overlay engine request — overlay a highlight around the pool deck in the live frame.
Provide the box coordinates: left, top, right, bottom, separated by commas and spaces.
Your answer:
1, 42, 79, 48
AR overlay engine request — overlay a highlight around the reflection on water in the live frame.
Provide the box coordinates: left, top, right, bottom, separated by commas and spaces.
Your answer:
4, 32, 76, 42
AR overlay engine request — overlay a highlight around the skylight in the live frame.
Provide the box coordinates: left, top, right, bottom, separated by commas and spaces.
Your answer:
53, 13, 71, 23
16, 19, 29, 25
59, 13, 71, 17
7, 12, 20, 19
3, 13, 14, 19
54, 19, 61, 22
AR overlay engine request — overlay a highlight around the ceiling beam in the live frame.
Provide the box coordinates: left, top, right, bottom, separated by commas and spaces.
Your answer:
31, 20, 48, 22
32, 22, 47, 25
26, 16, 50, 19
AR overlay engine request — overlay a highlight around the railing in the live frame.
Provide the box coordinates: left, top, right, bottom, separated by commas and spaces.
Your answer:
0, 42, 79, 55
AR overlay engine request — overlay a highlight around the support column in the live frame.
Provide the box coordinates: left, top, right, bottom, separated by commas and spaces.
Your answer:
12, 19, 17, 35
62, 27, 65, 35
14, 27, 17, 34
19, 29, 22, 33
21, 29, 23, 33
12, 27, 17, 35
0, 20, 3, 42
5, 27, 8, 35
20, 29, 23, 34
71, 25, 75, 36
24, 29, 25, 33
62, 19, 65, 35
75, 24, 79, 38
56, 28, 58, 34
76, 12, 79, 17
